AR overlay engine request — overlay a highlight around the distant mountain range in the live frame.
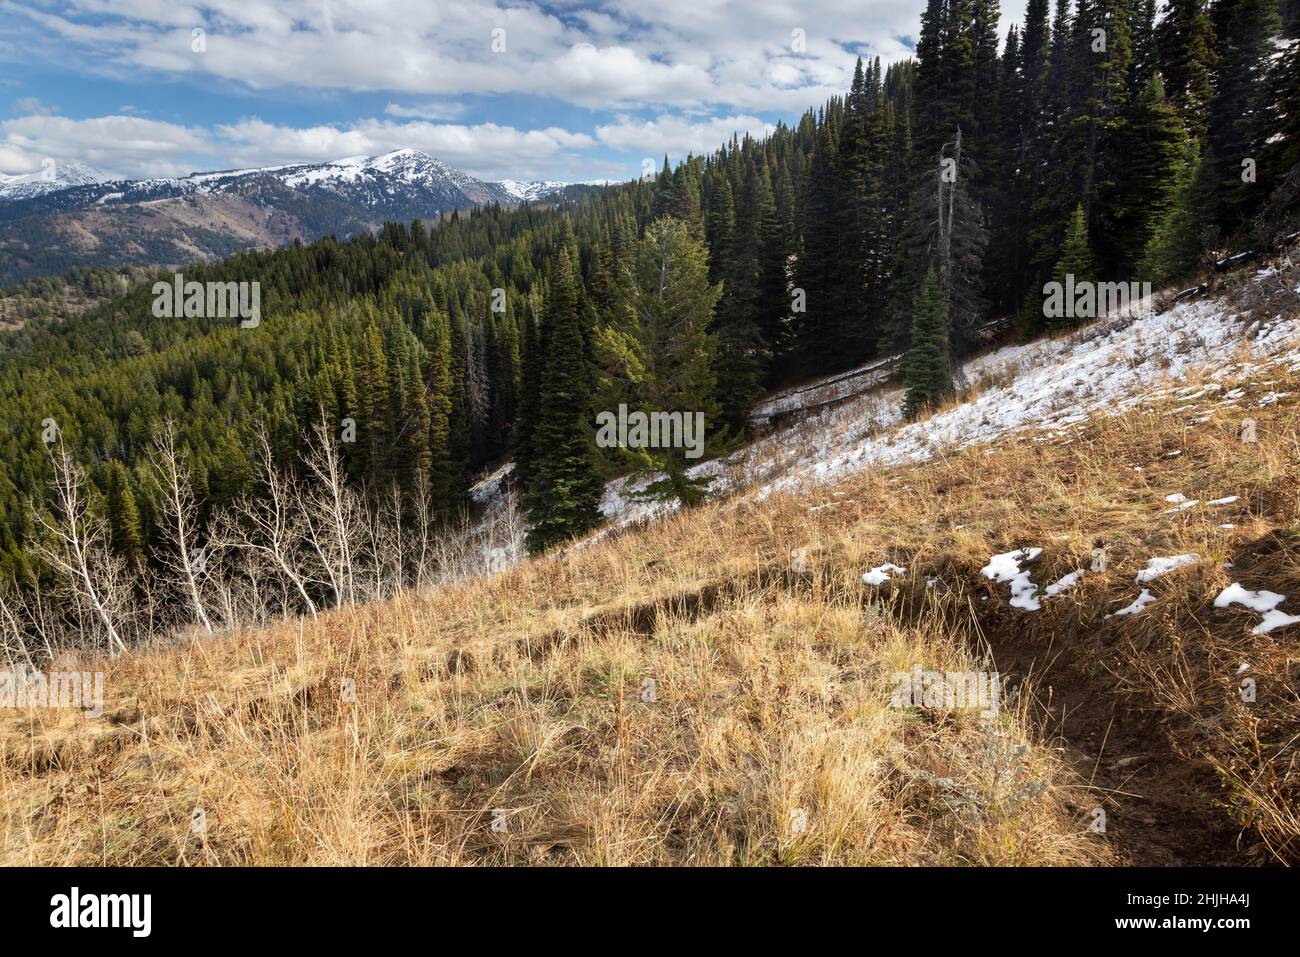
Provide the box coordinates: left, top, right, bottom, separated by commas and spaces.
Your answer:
0, 149, 586, 286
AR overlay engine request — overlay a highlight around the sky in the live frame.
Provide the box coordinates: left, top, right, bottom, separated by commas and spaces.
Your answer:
0, 0, 1018, 184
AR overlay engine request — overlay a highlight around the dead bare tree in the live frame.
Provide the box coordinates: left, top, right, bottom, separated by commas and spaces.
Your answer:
150, 420, 213, 633
30, 442, 131, 655
222, 428, 319, 620
302, 415, 359, 608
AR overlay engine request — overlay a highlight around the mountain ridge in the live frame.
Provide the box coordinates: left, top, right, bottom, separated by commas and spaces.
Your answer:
0, 149, 579, 285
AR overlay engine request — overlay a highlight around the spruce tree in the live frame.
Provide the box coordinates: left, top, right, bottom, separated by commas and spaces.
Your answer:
594, 218, 722, 506
422, 304, 454, 516
1207, 0, 1281, 233
1099, 73, 1186, 273
1158, 0, 1217, 139
1139, 138, 1215, 283
106, 460, 144, 566
1045, 204, 1098, 331
903, 269, 952, 418
522, 255, 603, 553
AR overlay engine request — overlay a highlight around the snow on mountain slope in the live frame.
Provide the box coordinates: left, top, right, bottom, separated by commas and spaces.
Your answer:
0, 160, 108, 201
0, 149, 552, 212
0, 149, 581, 284
593, 262, 1300, 530
105, 149, 513, 208
497, 179, 569, 202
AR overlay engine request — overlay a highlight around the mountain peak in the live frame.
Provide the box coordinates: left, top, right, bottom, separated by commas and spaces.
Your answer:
0, 159, 110, 200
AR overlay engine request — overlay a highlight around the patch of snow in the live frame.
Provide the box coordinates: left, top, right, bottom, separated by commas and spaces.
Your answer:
1045, 570, 1084, 597
981, 548, 1043, 611
1135, 554, 1200, 583
1109, 589, 1157, 618
1214, 583, 1300, 635
862, 563, 907, 586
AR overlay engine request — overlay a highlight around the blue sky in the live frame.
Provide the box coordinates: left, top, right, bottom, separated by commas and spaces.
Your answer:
0, 1, 1013, 184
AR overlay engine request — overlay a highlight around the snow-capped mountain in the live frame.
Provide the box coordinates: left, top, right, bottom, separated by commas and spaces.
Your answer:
497, 179, 569, 203
0, 149, 580, 285
0, 160, 109, 202
0, 149, 567, 217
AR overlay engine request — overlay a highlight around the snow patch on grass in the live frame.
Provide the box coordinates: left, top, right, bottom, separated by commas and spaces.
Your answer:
862, 563, 907, 586
981, 548, 1043, 611
1135, 554, 1200, 583
1215, 583, 1300, 635
1109, 589, 1157, 618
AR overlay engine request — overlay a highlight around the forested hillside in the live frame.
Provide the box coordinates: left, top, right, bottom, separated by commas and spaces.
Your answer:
0, 0, 1295, 655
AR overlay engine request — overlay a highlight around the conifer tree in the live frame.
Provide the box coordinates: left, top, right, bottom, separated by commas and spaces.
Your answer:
594, 218, 722, 506
1139, 138, 1214, 283
523, 255, 603, 553
359, 316, 392, 490
1158, 0, 1217, 139
1045, 204, 1097, 331
903, 269, 952, 418
1099, 73, 1186, 272
422, 305, 454, 516
106, 460, 144, 566
1207, 0, 1281, 233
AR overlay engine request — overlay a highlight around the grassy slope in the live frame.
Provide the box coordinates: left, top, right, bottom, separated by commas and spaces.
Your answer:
3, 346, 1298, 865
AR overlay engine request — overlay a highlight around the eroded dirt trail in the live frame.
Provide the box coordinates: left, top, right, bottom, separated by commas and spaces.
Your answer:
986, 623, 1254, 865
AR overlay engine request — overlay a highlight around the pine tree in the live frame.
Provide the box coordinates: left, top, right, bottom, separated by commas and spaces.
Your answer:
523, 254, 604, 553
1158, 0, 1217, 139
1098, 73, 1186, 273
594, 218, 722, 506
105, 460, 144, 566
1207, 0, 1281, 233
1045, 204, 1098, 331
903, 269, 952, 418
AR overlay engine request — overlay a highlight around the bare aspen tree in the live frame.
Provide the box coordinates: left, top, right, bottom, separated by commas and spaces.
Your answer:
303, 415, 358, 607
30, 442, 130, 654
410, 469, 436, 590
0, 584, 37, 665
225, 428, 318, 619
151, 420, 213, 633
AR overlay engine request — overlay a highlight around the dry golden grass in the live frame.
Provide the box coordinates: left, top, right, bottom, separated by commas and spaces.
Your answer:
2, 360, 1298, 866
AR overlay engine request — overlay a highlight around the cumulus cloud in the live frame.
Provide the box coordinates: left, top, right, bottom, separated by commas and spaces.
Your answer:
0, 114, 212, 178
0, 0, 967, 110
595, 114, 776, 161
0, 112, 603, 181
0, 0, 1011, 181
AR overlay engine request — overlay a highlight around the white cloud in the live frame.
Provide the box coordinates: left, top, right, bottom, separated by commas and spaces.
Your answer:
13, 97, 58, 115
383, 101, 469, 121
0, 0, 977, 111
0, 112, 603, 181
595, 114, 775, 161
0, 114, 211, 178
